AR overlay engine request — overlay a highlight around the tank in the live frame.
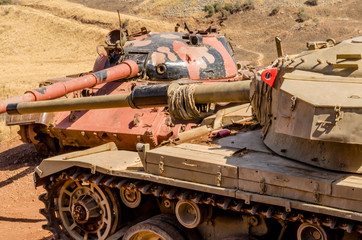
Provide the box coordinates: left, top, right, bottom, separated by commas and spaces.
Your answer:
4, 24, 252, 155
4, 37, 362, 240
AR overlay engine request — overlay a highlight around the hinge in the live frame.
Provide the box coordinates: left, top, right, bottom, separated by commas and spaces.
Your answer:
334, 106, 343, 123
259, 178, 266, 194
313, 182, 320, 202
216, 166, 222, 187
159, 160, 165, 174
290, 96, 297, 111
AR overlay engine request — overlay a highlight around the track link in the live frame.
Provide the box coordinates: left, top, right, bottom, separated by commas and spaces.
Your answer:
39, 168, 362, 239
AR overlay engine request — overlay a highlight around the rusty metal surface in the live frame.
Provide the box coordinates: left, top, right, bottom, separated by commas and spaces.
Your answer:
6, 80, 251, 151
1, 60, 139, 114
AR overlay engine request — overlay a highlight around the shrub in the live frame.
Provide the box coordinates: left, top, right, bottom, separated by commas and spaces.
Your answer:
213, 2, 222, 12
305, 0, 318, 6
0, 0, 12, 5
203, 0, 255, 18
234, 0, 243, 11
221, 9, 230, 18
244, 0, 255, 10
204, 5, 215, 16
204, 5, 211, 12
296, 8, 310, 22
223, 3, 234, 12
269, 5, 280, 16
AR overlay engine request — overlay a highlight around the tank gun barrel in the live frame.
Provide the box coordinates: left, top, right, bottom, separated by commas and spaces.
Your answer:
6, 81, 251, 115
0, 60, 139, 114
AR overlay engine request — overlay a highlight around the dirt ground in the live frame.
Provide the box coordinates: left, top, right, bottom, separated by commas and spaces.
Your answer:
0, 137, 52, 239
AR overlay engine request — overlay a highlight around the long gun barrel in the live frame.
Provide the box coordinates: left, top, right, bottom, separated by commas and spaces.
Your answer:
6, 81, 251, 115
0, 60, 139, 114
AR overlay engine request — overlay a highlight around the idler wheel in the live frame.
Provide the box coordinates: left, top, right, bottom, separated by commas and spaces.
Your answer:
57, 179, 119, 240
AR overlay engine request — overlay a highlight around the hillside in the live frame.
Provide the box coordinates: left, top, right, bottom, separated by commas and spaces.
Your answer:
0, 0, 174, 140
1, 0, 174, 99
69, 0, 362, 64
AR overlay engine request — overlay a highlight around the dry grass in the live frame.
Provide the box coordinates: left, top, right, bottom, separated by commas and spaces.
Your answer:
0, 0, 175, 142
17, 0, 174, 32
0, 4, 105, 100
0, 115, 18, 142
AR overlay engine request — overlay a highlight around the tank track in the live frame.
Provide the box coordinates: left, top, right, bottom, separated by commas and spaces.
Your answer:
39, 168, 362, 239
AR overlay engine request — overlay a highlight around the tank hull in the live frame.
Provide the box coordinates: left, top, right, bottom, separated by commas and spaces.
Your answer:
34, 131, 362, 239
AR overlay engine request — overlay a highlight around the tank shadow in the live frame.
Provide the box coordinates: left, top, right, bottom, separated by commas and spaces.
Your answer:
0, 166, 33, 188
0, 143, 43, 171
0, 141, 43, 188
0, 215, 45, 223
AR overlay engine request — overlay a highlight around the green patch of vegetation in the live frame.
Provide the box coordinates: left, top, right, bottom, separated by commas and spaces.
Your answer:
296, 8, 310, 22
221, 9, 230, 18
234, 0, 243, 11
213, 2, 222, 12
204, 4, 215, 17
0, 0, 12, 5
203, 0, 255, 18
223, 3, 234, 13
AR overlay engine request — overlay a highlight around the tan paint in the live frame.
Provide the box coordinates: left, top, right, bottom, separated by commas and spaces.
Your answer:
160, 33, 180, 39
253, 35, 362, 174
151, 52, 166, 66
157, 47, 177, 61
177, 45, 215, 69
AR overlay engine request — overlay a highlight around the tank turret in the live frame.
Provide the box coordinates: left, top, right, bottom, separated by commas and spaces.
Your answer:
252, 36, 362, 173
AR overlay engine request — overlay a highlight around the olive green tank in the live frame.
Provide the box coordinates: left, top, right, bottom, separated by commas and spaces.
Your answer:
5, 37, 362, 240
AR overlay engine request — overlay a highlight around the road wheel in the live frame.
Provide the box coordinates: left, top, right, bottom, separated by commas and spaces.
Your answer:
123, 214, 187, 240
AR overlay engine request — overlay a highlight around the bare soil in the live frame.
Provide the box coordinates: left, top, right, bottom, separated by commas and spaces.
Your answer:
0, 137, 52, 239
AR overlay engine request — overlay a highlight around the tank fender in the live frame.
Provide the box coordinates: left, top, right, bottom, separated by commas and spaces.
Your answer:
34, 142, 142, 187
